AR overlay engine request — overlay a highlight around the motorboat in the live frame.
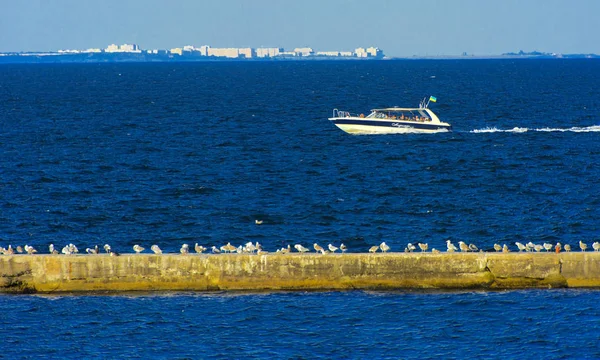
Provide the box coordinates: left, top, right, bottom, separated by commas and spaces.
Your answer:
328, 97, 451, 134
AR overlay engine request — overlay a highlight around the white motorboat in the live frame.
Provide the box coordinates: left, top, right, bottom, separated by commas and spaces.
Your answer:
328, 97, 451, 134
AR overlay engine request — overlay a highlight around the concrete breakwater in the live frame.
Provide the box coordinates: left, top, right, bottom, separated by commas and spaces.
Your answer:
1, 252, 600, 293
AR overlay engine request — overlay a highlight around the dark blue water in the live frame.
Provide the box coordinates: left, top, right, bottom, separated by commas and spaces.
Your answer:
1, 60, 600, 358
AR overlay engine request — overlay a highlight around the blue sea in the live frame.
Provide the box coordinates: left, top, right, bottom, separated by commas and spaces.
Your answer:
1, 59, 600, 358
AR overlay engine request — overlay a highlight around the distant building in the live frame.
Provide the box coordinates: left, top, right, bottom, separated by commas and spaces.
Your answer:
256, 47, 283, 58
170, 48, 183, 55
294, 47, 314, 56
316, 51, 340, 56
208, 48, 242, 58
105, 44, 141, 53
355, 47, 383, 58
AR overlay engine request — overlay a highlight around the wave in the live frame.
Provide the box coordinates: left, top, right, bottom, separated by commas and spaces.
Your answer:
470, 125, 600, 133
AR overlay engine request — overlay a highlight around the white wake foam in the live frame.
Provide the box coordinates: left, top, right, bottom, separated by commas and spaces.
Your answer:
470, 125, 600, 133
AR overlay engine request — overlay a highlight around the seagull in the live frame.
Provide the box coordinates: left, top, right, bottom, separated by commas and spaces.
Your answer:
49, 244, 55, 254
446, 240, 457, 252
109, 250, 120, 256
61, 245, 71, 255
515, 242, 526, 252
24, 245, 37, 254
328, 244, 338, 253
255, 219, 263, 225
431, 248, 440, 254
294, 244, 309, 253
225, 242, 237, 253
502, 244, 510, 253
564, 244, 572, 252
211, 245, 220, 254
340, 244, 347, 253
369, 245, 379, 253
180, 244, 190, 255
534, 244, 543, 252
194, 243, 205, 254
458, 241, 469, 252
16, 246, 24, 254
133, 245, 145, 254
543, 243, 553, 252
244, 242, 257, 253
418, 243, 428, 252
469, 244, 479, 252
593, 242, 600, 252
580, 241, 588, 252
526, 242, 535, 252
493, 244, 502, 252
380, 242, 391, 253
69, 244, 79, 254
151, 245, 163, 254
280, 245, 291, 254
86, 248, 96, 254
104, 244, 111, 254
314, 243, 325, 254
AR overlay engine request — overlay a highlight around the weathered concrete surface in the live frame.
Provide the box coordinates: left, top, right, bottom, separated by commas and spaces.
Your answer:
1, 252, 599, 293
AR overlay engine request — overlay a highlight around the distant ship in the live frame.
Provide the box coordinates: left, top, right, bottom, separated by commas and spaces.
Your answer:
328, 97, 451, 134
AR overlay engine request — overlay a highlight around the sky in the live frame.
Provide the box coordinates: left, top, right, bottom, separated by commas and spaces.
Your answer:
1, 0, 599, 57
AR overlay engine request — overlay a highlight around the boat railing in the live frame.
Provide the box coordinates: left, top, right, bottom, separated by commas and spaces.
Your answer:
332, 109, 353, 118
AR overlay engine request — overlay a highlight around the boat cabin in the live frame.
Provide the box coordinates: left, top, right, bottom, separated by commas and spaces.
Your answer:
367, 108, 432, 122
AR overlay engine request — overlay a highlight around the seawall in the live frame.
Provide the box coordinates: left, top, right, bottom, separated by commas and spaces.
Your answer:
1, 252, 600, 293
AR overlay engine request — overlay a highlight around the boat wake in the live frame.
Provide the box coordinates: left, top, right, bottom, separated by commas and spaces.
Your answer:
470, 125, 600, 133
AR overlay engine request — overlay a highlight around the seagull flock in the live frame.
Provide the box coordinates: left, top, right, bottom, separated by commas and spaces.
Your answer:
1, 240, 599, 256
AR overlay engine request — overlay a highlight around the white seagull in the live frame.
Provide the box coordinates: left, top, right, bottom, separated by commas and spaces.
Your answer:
180, 244, 189, 255
328, 244, 338, 253
313, 243, 325, 254
369, 245, 379, 253
133, 245, 145, 254
151, 245, 162, 254
593, 242, 600, 252
446, 240, 457, 252
24, 245, 37, 254
515, 242, 526, 252
458, 241, 469, 252
194, 243, 206, 254
294, 244, 309, 253
580, 241, 588, 252
104, 244, 111, 254
418, 243, 428, 252
340, 244, 347, 253
493, 244, 502, 252
380, 242, 391, 253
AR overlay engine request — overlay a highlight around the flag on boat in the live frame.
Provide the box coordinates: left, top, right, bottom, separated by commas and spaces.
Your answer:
429, 96, 437, 103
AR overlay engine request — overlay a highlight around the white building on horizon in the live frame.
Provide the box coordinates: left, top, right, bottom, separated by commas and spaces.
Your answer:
105, 44, 141, 53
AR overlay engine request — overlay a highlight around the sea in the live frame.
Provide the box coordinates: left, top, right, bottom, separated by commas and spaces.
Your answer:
1, 59, 600, 358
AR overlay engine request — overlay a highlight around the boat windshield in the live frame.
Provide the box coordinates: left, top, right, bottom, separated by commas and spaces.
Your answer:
367, 110, 431, 122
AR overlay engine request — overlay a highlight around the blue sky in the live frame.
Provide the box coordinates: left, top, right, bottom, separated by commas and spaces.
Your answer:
1, 0, 599, 56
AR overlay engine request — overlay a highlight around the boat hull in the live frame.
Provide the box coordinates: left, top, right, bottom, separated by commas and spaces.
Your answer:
329, 118, 452, 134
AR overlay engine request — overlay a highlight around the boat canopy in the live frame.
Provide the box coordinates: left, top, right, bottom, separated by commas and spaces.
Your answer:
370, 107, 425, 112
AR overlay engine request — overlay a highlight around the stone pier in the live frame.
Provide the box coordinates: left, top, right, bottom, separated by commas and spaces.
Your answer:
1, 252, 600, 293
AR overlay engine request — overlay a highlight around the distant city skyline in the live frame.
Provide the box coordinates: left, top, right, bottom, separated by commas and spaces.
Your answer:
2, 0, 600, 57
